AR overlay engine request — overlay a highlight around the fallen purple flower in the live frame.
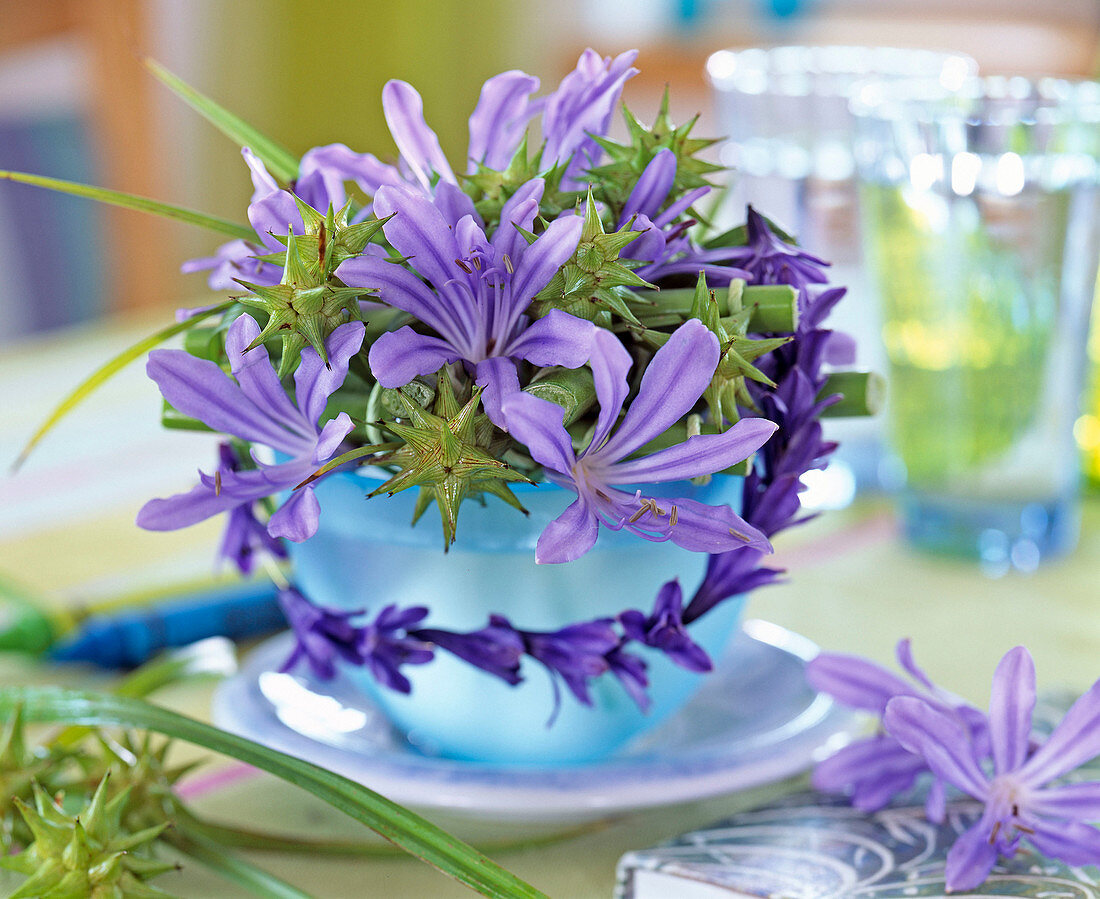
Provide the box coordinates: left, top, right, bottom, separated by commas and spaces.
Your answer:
885, 646, 1100, 892
808, 639, 989, 820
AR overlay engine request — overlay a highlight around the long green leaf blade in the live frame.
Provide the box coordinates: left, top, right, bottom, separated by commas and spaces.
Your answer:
0, 171, 254, 241
0, 687, 547, 899
13, 301, 235, 470
145, 59, 299, 184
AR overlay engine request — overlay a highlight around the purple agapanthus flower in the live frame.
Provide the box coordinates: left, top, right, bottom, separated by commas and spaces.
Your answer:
885, 647, 1100, 892
727, 206, 831, 292
338, 182, 596, 422
620, 149, 749, 286
359, 605, 435, 694
278, 587, 365, 680
620, 579, 712, 674
136, 313, 363, 542
502, 319, 777, 563
213, 443, 287, 575
807, 639, 990, 821
521, 617, 622, 710
412, 614, 525, 686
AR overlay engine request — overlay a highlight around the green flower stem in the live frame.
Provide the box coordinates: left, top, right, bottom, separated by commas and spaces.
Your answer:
165, 831, 313, 899
818, 371, 885, 418
0, 687, 548, 899
638, 285, 799, 333
0, 171, 254, 241
14, 300, 236, 470
144, 59, 299, 185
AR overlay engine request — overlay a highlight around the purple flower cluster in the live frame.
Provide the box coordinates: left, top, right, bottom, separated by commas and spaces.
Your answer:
811, 642, 1100, 892
282, 577, 711, 718
135, 49, 861, 716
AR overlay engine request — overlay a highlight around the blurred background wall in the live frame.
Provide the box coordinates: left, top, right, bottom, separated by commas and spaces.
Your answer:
1, 0, 1097, 342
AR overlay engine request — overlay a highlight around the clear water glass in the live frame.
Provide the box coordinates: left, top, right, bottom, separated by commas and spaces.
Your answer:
706, 46, 977, 499
851, 76, 1100, 570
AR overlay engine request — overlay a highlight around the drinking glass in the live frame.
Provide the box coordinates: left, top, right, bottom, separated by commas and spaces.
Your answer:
852, 76, 1100, 570
706, 46, 977, 498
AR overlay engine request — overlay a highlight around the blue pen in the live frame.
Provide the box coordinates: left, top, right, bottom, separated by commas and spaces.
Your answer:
50, 579, 286, 668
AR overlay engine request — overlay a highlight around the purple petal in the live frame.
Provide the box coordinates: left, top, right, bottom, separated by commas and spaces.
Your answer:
598, 320, 719, 462
586, 328, 632, 454
434, 180, 482, 229
944, 818, 999, 893
1031, 782, 1100, 819
535, 496, 599, 565
500, 392, 576, 474
467, 70, 540, 172
883, 696, 990, 799
268, 485, 321, 542
628, 494, 770, 555
225, 315, 310, 435
1028, 819, 1100, 866
491, 178, 545, 259
313, 413, 355, 464
372, 186, 460, 290
811, 736, 918, 793
805, 653, 917, 714
293, 321, 366, 424
474, 356, 520, 427
620, 149, 676, 226
368, 328, 462, 388
607, 418, 778, 484
1020, 676, 1100, 785
337, 254, 467, 347
242, 147, 279, 199
989, 646, 1036, 777
146, 350, 304, 454
137, 478, 252, 531
895, 638, 936, 691
300, 143, 404, 196
925, 777, 947, 824
505, 212, 583, 329
505, 309, 595, 369
381, 80, 455, 188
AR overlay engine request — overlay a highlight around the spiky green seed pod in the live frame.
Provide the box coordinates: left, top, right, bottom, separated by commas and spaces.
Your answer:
257, 197, 389, 282
589, 88, 723, 216
372, 371, 532, 549
1, 775, 178, 898
641, 275, 791, 429
236, 227, 370, 378
462, 136, 579, 227
531, 193, 654, 324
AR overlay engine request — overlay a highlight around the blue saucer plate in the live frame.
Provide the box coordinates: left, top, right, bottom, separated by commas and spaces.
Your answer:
212, 619, 859, 824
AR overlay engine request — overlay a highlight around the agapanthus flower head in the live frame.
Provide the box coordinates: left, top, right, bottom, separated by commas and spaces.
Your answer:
884, 647, 1100, 892
808, 639, 989, 821
136, 313, 363, 543
502, 319, 777, 563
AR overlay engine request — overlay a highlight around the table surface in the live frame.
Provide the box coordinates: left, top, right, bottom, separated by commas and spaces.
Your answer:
2, 317, 1098, 898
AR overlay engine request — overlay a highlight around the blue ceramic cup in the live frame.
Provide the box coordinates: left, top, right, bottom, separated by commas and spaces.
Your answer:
287, 468, 747, 765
